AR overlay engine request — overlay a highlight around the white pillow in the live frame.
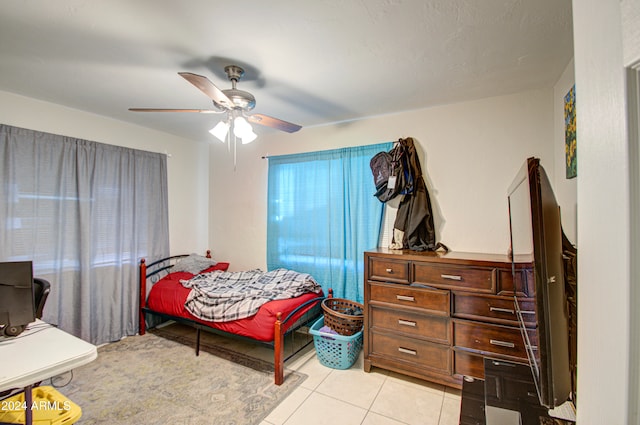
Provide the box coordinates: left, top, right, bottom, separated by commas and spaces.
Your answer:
171, 254, 217, 274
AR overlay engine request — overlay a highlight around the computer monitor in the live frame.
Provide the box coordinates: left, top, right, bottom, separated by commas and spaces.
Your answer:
0, 261, 35, 337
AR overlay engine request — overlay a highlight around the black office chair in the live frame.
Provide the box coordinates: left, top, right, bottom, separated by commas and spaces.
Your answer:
0, 278, 51, 401
33, 278, 51, 319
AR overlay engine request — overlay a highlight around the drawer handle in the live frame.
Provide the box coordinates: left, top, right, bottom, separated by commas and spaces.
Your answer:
398, 319, 416, 327
398, 347, 417, 356
490, 339, 516, 349
491, 360, 516, 367
520, 310, 536, 316
396, 295, 415, 302
385, 268, 393, 273
490, 307, 515, 315
441, 274, 462, 281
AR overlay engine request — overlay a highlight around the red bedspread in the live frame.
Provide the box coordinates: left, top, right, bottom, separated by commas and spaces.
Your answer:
146, 264, 322, 342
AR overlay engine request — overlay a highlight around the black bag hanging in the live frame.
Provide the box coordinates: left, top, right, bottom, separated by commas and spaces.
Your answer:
370, 139, 414, 203
370, 151, 394, 202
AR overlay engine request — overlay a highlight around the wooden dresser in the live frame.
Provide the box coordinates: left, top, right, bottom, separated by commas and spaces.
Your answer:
363, 248, 534, 389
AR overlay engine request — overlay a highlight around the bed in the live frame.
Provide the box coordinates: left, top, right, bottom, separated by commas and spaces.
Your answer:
138, 251, 324, 385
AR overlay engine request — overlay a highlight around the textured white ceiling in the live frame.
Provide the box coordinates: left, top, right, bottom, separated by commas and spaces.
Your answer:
0, 0, 573, 141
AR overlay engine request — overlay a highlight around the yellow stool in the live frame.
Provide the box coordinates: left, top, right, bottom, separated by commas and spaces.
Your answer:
0, 386, 82, 425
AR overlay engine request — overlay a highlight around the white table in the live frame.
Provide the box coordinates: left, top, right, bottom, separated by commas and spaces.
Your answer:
0, 320, 97, 424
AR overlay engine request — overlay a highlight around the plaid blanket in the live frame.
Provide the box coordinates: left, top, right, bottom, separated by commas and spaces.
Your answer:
181, 268, 322, 322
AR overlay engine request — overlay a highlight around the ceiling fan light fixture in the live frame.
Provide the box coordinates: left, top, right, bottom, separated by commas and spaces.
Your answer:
233, 116, 253, 138
241, 129, 258, 144
209, 120, 229, 143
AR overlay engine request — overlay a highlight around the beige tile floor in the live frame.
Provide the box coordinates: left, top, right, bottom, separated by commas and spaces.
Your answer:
260, 347, 462, 425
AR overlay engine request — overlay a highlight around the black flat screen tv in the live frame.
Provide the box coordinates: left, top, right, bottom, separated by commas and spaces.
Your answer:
0, 260, 35, 337
507, 157, 572, 409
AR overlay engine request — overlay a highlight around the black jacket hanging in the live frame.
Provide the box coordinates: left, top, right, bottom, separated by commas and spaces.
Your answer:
392, 137, 436, 251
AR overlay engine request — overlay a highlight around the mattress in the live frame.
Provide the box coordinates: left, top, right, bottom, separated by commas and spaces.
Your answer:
145, 264, 322, 342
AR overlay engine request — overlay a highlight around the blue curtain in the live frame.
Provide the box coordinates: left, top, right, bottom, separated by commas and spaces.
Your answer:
267, 142, 392, 302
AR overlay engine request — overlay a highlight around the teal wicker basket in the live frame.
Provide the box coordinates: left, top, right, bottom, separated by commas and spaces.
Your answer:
309, 316, 363, 369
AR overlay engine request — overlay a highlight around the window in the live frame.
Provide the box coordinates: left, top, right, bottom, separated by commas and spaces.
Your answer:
267, 142, 392, 302
0, 124, 169, 344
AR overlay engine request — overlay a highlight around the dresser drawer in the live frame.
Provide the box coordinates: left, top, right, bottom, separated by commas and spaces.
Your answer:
368, 257, 410, 284
453, 320, 535, 360
413, 263, 495, 293
454, 349, 485, 380
369, 282, 450, 315
497, 269, 534, 297
452, 294, 536, 327
370, 305, 451, 344
514, 298, 537, 327
370, 331, 452, 375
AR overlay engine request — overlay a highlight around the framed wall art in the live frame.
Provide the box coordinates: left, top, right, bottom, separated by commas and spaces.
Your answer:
564, 85, 577, 179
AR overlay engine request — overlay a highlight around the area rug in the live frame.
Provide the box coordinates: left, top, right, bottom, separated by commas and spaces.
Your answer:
59, 329, 307, 424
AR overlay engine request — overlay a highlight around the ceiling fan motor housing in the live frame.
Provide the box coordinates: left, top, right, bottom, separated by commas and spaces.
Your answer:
213, 65, 255, 111
219, 88, 256, 111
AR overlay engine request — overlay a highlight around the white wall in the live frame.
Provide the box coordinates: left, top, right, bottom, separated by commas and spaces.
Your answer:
553, 59, 578, 244
0, 90, 210, 256
209, 88, 555, 271
623, 0, 640, 68
572, 0, 636, 423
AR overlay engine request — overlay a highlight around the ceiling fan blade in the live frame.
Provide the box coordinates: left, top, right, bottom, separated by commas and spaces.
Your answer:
129, 108, 221, 113
248, 114, 302, 133
178, 72, 234, 109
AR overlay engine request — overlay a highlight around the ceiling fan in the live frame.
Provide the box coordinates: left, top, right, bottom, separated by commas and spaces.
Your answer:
129, 65, 302, 144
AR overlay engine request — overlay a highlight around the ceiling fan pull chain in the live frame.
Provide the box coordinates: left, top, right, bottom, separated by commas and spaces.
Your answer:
233, 132, 238, 171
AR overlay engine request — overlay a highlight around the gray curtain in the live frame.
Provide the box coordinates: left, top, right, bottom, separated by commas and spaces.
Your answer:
0, 124, 169, 344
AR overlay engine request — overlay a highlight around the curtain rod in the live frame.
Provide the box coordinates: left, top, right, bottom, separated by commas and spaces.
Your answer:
261, 141, 398, 160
